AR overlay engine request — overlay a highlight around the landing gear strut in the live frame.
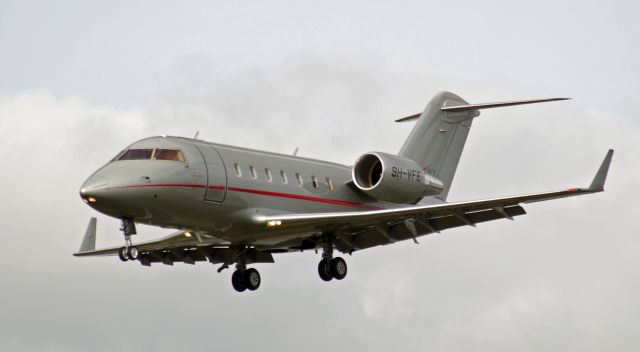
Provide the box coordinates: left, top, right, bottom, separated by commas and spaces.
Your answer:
229, 248, 261, 292
317, 235, 348, 281
118, 218, 139, 262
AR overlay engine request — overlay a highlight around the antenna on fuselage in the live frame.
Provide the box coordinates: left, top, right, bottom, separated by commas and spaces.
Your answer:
293, 147, 299, 156
193, 131, 200, 139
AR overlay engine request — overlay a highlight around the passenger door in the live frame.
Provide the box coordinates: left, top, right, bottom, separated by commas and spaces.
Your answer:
195, 145, 227, 202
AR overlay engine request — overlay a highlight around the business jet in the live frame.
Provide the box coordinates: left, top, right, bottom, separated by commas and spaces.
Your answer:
75, 91, 612, 292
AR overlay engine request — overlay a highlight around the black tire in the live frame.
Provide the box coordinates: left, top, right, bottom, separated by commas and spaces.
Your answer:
318, 259, 333, 281
244, 268, 261, 291
330, 257, 347, 280
127, 246, 139, 260
118, 247, 129, 262
231, 270, 247, 292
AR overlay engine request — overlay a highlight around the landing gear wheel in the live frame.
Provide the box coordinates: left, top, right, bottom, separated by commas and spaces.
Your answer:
118, 247, 129, 262
231, 270, 247, 292
244, 268, 261, 291
330, 257, 347, 280
318, 259, 333, 281
127, 246, 139, 260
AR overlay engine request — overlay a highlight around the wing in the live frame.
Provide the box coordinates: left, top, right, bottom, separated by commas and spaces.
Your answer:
259, 150, 613, 252
73, 223, 274, 266
73, 228, 202, 257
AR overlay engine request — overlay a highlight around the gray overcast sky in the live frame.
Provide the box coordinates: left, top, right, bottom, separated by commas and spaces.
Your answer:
0, 1, 639, 351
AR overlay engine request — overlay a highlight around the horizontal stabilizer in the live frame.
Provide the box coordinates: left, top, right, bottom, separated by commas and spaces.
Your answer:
395, 113, 422, 123
396, 97, 569, 122
440, 97, 570, 112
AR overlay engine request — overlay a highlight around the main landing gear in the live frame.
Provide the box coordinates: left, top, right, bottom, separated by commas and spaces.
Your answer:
317, 236, 348, 282
231, 267, 261, 292
117, 218, 140, 262
227, 248, 261, 293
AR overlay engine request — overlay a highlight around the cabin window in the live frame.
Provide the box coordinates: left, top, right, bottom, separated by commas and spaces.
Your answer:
265, 168, 272, 182
326, 178, 334, 191
295, 172, 303, 186
118, 149, 153, 160
312, 176, 319, 189
153, 149, 185, 162
280, 170, 288, 184
234, 163, 242, 177
249, 166, 257, 179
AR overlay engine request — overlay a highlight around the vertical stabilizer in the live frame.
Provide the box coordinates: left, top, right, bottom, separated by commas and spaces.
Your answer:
397, 92, 569, 201
398, 92, 475, 201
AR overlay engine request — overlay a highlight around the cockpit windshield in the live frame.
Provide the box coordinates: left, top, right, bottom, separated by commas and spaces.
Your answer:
118, 149, 154, 160
115, 148, 186, 162
154, 149, 185, 161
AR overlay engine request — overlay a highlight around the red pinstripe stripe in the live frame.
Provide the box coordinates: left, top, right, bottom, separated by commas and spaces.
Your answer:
104, 183, 377, 209
227, 187, 378, 209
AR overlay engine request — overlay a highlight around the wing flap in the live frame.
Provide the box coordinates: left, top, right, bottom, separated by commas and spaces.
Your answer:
347, 205, 526, 250
137, 247, 274, 266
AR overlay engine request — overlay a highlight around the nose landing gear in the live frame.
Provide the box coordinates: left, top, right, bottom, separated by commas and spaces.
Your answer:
117, 219, 139, 262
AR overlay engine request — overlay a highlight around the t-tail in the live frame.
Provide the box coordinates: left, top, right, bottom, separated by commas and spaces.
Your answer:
397, 92, 569, 201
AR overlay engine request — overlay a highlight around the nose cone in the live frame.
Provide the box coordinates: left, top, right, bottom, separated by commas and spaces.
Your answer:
79, 164, 152, 220
79, 168, 134, 218
80, 177, 106, 196
79, 173, 110, 207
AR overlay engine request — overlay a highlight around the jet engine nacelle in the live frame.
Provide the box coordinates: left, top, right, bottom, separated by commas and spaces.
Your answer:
352, 152, 444, 204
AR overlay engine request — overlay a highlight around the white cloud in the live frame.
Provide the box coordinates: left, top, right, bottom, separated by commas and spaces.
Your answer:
0, 56, 638, 351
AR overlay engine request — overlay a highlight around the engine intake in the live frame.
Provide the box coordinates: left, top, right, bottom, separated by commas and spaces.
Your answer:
352, 152, 443, 204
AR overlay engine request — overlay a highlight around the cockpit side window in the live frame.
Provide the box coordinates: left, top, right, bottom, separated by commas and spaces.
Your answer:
111, 149, 127, 161
117, 149, 154, 160
153, 149, 186, 162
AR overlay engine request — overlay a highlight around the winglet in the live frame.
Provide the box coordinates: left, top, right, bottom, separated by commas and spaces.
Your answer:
77, 218, 97, 253
588, 149, 614, 191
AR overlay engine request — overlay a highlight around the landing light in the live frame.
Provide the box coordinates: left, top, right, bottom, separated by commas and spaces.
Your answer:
88, 197, 97, 203
184, 231, 192, 238
266, 220, 282, 227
